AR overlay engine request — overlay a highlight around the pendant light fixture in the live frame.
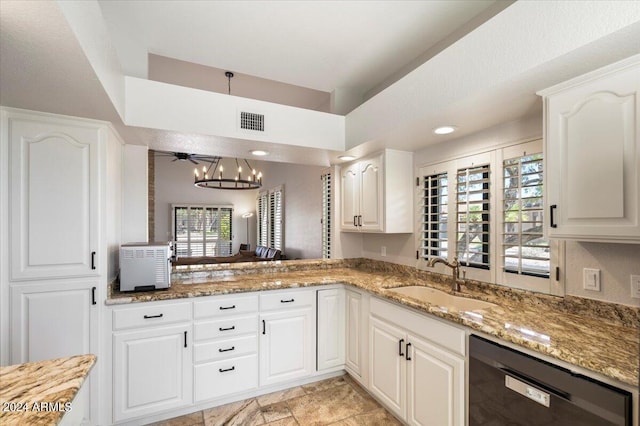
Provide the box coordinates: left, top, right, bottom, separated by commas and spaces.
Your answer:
193, 71, 263, 190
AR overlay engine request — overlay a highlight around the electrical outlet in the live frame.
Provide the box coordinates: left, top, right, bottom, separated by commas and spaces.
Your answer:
631, 275, 640, 299
583, 268, 601, 292
381, 246, 387, 257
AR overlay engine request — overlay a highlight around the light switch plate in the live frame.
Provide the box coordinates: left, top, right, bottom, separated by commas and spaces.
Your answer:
583, 268, 601, 292
631, 275, 640, 299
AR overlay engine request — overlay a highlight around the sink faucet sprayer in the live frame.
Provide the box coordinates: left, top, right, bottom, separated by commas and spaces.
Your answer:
427, 257, 465, 292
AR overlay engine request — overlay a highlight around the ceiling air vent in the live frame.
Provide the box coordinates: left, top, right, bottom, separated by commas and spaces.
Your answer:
240, 111, 265, 132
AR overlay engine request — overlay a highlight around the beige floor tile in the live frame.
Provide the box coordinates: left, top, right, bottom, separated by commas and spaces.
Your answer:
256, 387, 306, 407
264, 417, 299, 426
350, 408, 402, 426
148, 411, 204, 426
261, 401, 292, 423
301, 375, 348, 394
203, 398, 264, 426
287, 380, 379, 425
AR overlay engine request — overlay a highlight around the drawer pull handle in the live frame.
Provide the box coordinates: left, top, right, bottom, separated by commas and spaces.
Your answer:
91, 287, 97, 305
219, 326, 236, 331
91, 251, 96, 270
219, 366, 235, 373
144, 313, 164, 319
219, 346, 235, 353
281, 298, 295, 303
262, 319, 266, 335
184, 331, 187, 348
219, 305, 236, 310
399, 339, 404, 357
550, 204, 557, 228
405, 342, 412, 361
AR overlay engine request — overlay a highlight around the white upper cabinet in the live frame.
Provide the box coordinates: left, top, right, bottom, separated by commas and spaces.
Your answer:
538, 55, 640, 242
5, 109, 103, 279
340, 149, 413, 233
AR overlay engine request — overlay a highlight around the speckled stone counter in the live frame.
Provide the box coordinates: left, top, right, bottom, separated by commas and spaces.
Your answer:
108, 259, 639, 387
0, 354, 96, 425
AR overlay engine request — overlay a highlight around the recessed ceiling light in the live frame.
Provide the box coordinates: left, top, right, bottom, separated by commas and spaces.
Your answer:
250, 150, 269, 156
338, 155, 356, 161
433, 126, 457, 135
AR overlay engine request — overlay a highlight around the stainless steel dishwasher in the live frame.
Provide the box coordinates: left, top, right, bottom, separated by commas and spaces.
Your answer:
469, 335, 632, 425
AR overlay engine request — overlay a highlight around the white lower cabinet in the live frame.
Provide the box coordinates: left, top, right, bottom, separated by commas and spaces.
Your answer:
345, 288, 369, 385
10, 281, 99, 425
259, 289, 315, 387
112, 302, 193, 422
316, 288, 345, 371
369, 297, 465, 426
193, 293, 259, 403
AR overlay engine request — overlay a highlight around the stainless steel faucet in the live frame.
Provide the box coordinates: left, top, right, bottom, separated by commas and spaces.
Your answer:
427, 256, 463, 292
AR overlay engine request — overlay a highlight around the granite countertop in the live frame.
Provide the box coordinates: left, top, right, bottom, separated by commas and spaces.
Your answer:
0, 354, 96, 425
108, 259, 639, 388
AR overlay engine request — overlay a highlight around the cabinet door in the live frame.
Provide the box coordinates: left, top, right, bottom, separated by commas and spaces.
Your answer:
341, 162, 360, 230
369, 316, 406, 419
545, 62, 640, 241
10, 281, 99, 424
345, 289, 362, 377
359, 155, 383, 232
317, 289, 345, 371
113, 324, 192, 422
406, 334, 465, 426
260, 307, 314, 387
8, 112, 101, 279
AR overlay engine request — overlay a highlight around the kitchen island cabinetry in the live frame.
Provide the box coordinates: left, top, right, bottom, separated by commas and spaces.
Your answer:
340, 150, 413, 233
538, 54, 640, 242
368, 297, 465, 425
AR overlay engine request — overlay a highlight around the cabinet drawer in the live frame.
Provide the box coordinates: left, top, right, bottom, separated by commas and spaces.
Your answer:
194, 354, 258, 402
194, 315, 257, 341
194, 335, 258, 364
194, 294, 259, 319
260, 290, 314, 311
370, 297, 465, 356
113, 302, 191, 331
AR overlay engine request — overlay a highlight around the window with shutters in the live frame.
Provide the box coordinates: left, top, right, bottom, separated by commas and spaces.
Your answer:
256, 185, 284, 251
417, 139, 563, 295
420, 172, 448, 260
321, 172, 332, 259
456, 165, 491, 269
172, 205, 233, 257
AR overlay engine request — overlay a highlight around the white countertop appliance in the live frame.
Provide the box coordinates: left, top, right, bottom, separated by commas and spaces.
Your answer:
119, 242, 172, 292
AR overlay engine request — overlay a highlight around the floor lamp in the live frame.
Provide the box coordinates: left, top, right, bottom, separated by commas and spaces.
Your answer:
241, 212, 254, 249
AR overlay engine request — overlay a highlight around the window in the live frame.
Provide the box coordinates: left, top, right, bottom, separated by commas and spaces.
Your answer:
321, 172, 332, 259
420, 172, 448, 260
502, 151, 549, 277
257, 185, 284, 250
417, 139, 562, 295
456, 164, 490, 269
172, 205, 233, 257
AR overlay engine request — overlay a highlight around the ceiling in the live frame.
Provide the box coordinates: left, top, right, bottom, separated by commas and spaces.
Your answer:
98, 0, 497, 95
2, 1, 640, 167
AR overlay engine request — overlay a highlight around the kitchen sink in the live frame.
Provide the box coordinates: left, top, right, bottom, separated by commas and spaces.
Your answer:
386, 286, 497, 312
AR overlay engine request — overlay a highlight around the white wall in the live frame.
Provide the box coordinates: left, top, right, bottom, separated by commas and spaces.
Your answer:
260, 162, 327, 259
359, 114, 639, 306
121, 144, 148, 244
154, 155, 258, 252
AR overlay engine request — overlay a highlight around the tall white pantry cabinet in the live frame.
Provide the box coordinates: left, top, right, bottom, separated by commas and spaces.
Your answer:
0, 108, 123, 425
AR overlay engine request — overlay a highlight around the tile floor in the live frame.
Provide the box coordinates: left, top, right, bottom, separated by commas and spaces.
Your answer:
149, 374, 402, 426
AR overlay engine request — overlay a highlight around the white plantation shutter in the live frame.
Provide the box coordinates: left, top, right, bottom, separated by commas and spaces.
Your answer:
502, 153, 549, 277
420, 172, 448, 260
321, 172, 331, 259
256, 186, 284, 251
172, 205, 233, 257
456, 165, 490, 269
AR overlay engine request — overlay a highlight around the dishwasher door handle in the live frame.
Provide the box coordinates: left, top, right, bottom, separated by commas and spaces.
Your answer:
505, 374, 551, 407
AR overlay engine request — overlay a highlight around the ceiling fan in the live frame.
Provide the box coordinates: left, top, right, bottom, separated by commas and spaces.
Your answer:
154, 151, 220, 165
